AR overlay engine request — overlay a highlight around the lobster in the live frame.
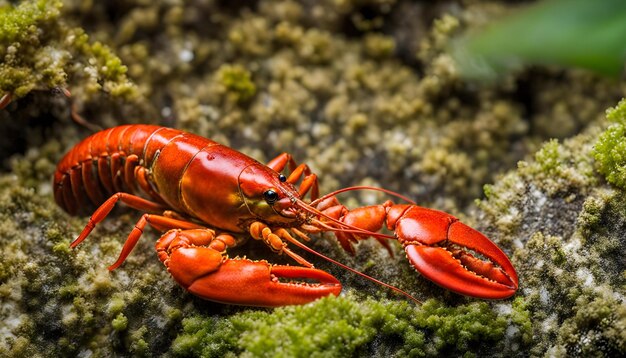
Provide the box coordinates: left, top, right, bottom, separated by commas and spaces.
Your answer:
53, 125, 518, 307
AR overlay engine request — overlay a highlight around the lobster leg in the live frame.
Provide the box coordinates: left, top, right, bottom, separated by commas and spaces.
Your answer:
249, 221, 315, 268
266, 152, 319, 200
314, 197, 394, 255
70, 192, 166, 248
0, 93, 12, 110
69, 191, 210, 270
107, 213, 206, 270
315, 199, 518, 299
157, 229, 342, 306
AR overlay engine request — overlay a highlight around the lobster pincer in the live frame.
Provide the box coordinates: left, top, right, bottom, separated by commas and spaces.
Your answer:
314, 197, 518, 299
391, 206, 518, 299
155, 229, 341, 307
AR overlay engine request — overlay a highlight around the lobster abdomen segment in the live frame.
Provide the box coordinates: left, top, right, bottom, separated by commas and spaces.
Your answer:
53, 125, 189, 215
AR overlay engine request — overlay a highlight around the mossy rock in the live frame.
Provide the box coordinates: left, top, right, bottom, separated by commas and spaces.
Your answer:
0, 1, 625, 357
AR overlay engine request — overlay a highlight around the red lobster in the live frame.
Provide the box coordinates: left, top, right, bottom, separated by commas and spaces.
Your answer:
54, 125, 518, 306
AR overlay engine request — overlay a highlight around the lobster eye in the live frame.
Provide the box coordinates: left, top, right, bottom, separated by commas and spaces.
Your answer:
278, 174, 287, 182
263, 189, 279, 204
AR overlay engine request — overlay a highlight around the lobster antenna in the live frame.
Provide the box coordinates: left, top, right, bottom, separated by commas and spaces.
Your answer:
309, 185, 417, 207
58, 87, 102, 132
287, 228, 421, 305
295, 199, 394, 240
292, 198, 420, 304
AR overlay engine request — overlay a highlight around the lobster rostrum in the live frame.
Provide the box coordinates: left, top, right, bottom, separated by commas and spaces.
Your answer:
54, 125, 518, 306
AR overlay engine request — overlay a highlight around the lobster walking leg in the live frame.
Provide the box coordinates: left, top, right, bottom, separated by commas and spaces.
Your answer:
69, 191, 211, 271
0, 93, 12, 110
266, 153, 319, 200
156, 229, 342, 307
107, 213, 206, 270
249, 222, 314, 268
70, 193, 166, 248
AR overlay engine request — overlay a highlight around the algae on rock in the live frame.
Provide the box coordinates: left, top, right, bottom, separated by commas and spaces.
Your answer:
0, 0, 138, 102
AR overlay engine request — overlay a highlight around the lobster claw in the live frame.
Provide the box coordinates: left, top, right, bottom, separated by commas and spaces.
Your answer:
393, 206, 518, 299
158, 231, 341, 306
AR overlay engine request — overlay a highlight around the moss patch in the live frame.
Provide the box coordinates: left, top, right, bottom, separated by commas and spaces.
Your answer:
594, 99, 626, 189
0, 0, 138, 103
171, 296, 516, 357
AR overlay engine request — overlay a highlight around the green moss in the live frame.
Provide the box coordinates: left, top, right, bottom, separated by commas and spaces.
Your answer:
106, 296, 126, 317
606, 97, 626, 124
0, 0, 137, 102
534, 139, 561, 174
522, 135, 597, 196
511, 297, 533, 345
0, 0, 61, 43
0, 152, 190, 356
554, 291, 626, 355
594, 99, 626, 189
58, 283, 79, 299
0, 0, 65, 96
52, 241, 70, 255
364, 33, 396, 58
476, 120, 626, 355
171, 296, 515, 357
112, 313, 128, 331
298, 28, 334, 64
576, 194, 607, 238
216, 64, 257, 104
129, 326, 150, 355
228, 15, 272, 57
171, 315, 238, 357
0, 65, 37, 97
594, 123, 626, 186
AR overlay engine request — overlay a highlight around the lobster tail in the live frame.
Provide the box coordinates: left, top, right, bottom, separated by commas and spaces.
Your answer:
53, 125, 174, 214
